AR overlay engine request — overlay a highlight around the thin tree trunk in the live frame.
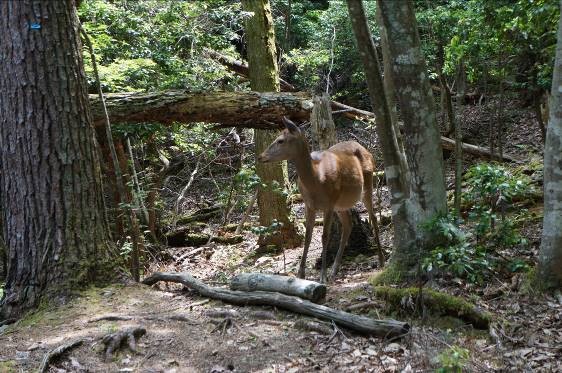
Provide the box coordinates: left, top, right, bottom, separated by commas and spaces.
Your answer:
0, 0, 117, 319
242, 0, 300, 249
538, 1, 562, 289
454, 62, 464, 215
348, 0, 422, 271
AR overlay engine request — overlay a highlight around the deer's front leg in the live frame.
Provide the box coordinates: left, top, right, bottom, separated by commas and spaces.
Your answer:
298, 206, 316, 279
320, 209, 334, 284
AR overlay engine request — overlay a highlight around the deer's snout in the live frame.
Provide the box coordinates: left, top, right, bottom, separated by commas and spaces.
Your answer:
257, 152, 269, 162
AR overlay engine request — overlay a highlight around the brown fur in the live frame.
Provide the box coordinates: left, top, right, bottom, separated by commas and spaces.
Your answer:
258, 119, 384, 282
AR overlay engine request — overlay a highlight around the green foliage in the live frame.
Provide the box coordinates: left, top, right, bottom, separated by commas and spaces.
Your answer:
423, 163, 534, 283
119, 239, 133, 260
416, 0, 559, 97
423, 214, 491, 283
79, 0, 244, 92
251, 219, 284, 237
272, 0, 377, 100
112, 122, 166, 139
464, 163, 532, 245
436, 346, 470, 373
464, 163, 531, 208
171, 123, 220, 156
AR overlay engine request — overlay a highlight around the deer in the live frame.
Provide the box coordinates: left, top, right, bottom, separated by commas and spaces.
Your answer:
258, 117, 384, 283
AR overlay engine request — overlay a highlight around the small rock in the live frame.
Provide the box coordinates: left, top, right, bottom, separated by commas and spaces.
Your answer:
383, 343, 402, 353
255, 256, 274, 266
27, 342, 41, 351
15, 350, 30, 361
401, 363, 413, 373
70, 357, 84, 369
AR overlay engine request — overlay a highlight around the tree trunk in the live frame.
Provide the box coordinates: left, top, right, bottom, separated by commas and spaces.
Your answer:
242, 0, 301, 249
347, 0, 418, 275
0, 0, 117, 319
538, 2, 562, 290
377, 0, 448, 269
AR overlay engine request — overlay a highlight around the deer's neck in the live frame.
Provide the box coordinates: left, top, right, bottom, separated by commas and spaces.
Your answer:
292, 142, 317, 190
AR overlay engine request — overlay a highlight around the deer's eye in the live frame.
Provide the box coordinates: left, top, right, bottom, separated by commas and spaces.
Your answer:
277, 139, 284, 144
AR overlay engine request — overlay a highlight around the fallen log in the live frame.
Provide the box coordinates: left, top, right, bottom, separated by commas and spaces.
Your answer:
176, 204, 223, 225
90, 88, 515, 162
142, 272, 409, 337
230, 273, 327, 303
440, 136, 518, 163
165, 231, 243, 247
90, 90, 312, 127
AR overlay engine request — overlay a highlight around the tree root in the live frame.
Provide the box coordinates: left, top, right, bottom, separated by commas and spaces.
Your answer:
102, 326, 146, 361
38, 339, 84, 373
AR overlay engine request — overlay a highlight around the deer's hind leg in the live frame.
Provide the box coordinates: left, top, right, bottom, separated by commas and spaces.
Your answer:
298, 206, 316, 279
329, 209, 352, 282
363, 171, 385, 266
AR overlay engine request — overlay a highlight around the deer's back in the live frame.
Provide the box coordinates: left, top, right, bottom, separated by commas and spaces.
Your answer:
302, 141, 373, 211
327, 141, 375, 173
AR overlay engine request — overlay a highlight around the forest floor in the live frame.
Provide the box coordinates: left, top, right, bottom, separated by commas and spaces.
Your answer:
1, 235, 561, 373
1, 98, 561, 372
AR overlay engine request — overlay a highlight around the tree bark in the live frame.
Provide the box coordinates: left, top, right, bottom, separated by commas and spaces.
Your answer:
377, 0, 448, 268
230, 273, 327, 303
90, 90, 312, 127
242, 0, 301, 249
0, 0, 117, 319
538, 1, 562, 290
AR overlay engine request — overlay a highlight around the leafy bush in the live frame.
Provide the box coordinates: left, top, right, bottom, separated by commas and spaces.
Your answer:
424, 164, 533, 283
464, 163, 531, 246
436, 346, 470, 373
423, 214, 491, 283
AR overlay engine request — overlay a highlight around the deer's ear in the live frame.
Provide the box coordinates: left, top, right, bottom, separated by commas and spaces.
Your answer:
282, 117, 300, 134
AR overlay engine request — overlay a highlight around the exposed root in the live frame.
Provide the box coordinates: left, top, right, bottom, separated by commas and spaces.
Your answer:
88, 315, 133, 323
102, 326, 146, 361
38, 339, 84, 373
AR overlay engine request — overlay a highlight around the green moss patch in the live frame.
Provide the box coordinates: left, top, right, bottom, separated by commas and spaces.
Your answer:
373, 286, 491, 329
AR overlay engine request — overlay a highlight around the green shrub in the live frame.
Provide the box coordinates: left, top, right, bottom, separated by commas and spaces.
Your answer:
436, 346, 470, 373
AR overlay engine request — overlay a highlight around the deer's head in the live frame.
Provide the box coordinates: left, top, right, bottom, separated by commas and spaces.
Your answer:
258, 117, 304, 163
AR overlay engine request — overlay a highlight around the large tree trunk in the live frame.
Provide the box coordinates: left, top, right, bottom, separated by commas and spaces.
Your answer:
346, 1, 413, 272
0, 0, 117, 319
377, 0, 447, 269
242, 0, 301, 249
538, 2, 562, 290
